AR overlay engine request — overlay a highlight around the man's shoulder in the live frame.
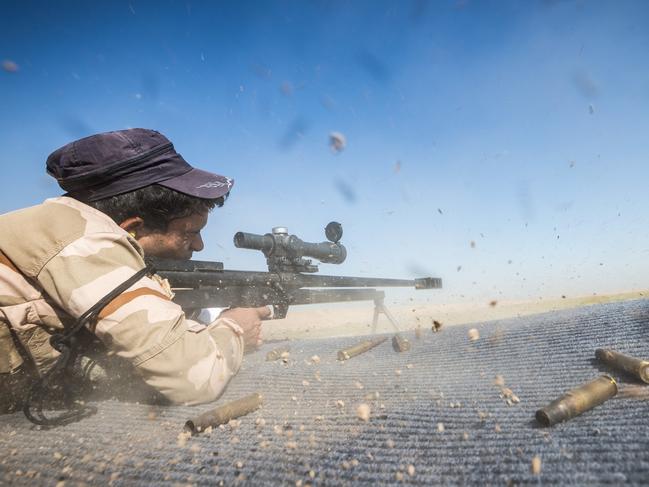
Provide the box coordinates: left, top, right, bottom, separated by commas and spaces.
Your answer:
0, 197, 128, 277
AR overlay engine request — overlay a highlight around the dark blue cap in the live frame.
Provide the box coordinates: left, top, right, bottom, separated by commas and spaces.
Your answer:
46, 128, 234, 202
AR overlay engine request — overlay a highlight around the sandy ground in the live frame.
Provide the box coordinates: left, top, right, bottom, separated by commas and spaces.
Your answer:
263, 290, 648, 341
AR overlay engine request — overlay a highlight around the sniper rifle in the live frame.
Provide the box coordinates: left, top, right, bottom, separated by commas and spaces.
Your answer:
148, 222, 442, 331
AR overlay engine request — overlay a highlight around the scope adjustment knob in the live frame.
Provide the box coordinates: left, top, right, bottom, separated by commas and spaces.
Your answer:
325, 221, 343, 243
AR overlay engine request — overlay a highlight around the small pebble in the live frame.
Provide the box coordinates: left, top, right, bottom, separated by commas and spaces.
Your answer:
356, 403, 371, 422
176, 432, 190, 447
468, 328, 480, 341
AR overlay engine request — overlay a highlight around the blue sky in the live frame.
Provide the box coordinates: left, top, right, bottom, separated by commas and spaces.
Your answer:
2, 0, 649, 304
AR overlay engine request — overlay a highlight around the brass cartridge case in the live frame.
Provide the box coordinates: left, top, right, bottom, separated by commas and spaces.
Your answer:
185, 392, 263, 434
337, 337, 388, 361
392, 334, 411, 352
535, 375, 617, 427
266, 345, 291, 362
595, 348, 649, 383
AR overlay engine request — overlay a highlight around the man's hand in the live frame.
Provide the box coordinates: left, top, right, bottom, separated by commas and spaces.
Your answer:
220, 306, 271, 351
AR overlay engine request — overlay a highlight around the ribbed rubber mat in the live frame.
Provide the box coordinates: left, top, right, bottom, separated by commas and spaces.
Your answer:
2, 299, 649, 485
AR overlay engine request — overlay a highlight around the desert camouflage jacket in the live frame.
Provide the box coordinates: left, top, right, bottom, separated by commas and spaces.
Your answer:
0, 197, 244, 407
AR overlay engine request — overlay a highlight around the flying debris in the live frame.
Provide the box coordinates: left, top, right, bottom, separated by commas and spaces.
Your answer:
2, 60, 19, 73
251, 62, 272, 79
356, 50, 390, 82
329, 132, 347, 153
279, 117, 309, 149
320, 94, 337, 110
334, 178, 357, 204
280, 81, 293, 96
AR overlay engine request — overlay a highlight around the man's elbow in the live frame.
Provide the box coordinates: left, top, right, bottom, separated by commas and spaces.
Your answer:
134, 352, 237, 405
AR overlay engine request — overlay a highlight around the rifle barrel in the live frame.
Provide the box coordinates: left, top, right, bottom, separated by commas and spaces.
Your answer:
156, 269, 441, 290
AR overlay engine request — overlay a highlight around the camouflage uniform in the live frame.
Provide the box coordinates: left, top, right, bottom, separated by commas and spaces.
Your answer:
0, 196, 244, 412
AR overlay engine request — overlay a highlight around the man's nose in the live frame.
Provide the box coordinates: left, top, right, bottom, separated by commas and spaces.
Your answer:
192, 234, 205, 252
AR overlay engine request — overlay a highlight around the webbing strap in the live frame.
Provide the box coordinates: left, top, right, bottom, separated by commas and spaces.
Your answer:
23, 265, 153, 426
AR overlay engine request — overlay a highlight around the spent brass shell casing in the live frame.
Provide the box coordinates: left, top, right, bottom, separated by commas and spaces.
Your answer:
595, 348, 649, 383
535, 375, 617, 427
337, 337, 388, 361
185, 392, 263, 434
392, 334, 411, 352
266, 345, 291, 362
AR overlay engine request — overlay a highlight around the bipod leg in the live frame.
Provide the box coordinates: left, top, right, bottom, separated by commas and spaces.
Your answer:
380, 303, 401, 332
371, 296, 401, 333
371, 302, 381, 334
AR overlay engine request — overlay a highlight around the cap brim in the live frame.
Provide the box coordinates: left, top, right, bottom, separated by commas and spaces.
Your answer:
157, 168, 234, 199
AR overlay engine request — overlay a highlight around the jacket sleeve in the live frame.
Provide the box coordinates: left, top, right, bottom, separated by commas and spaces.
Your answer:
36, 231, 244, 405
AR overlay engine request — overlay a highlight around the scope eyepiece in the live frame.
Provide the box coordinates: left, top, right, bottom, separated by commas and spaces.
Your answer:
233, 232, 274, 252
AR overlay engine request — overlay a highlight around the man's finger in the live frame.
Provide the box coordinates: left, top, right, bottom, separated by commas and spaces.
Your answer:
257, 306, 272, 320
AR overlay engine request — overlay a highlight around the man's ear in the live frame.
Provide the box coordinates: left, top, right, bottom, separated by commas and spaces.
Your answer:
119, 217, 146, 237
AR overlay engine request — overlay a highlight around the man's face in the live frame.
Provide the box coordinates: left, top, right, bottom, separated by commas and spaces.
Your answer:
137, 212, 209, 260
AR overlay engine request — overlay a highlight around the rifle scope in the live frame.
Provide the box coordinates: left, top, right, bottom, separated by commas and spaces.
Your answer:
234, 224, 347, 265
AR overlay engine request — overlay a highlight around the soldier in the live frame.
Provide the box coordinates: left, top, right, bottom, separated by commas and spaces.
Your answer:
0, 128, 270, 416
